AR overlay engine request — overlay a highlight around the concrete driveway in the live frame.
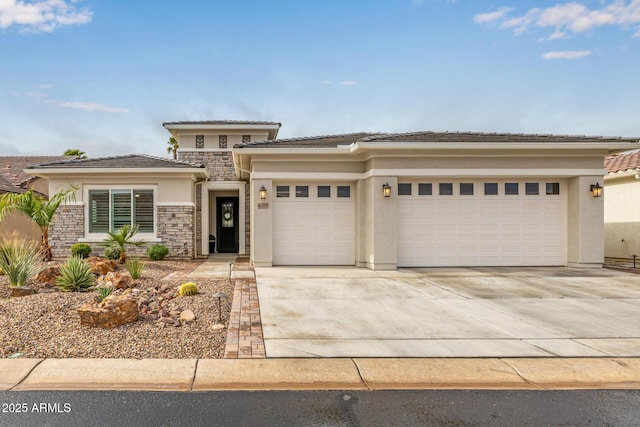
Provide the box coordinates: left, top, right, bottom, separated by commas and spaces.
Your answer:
255, 267, 640, 358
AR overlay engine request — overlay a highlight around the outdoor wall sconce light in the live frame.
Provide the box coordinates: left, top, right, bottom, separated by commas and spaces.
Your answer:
382, 182, 392, 197
259, 185, 267, 200
590, 182, 603, 198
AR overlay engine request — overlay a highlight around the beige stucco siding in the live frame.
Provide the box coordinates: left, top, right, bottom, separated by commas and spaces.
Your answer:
251, 160, 366, 174
604, 175, 640, 259
0, 210, 41, 243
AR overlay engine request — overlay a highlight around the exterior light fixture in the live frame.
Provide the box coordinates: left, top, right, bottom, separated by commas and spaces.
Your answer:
590, 182, 603, 198
382, 183, 392, 198
259, 185, 267, 200
212, 291, 228, 324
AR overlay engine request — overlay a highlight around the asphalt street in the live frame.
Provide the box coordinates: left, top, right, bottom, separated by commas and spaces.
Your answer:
2, 390, 639, 426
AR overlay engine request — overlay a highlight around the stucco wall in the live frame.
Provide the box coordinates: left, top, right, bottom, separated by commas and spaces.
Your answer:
0, 210, 41, 244
604, 175, 640, 259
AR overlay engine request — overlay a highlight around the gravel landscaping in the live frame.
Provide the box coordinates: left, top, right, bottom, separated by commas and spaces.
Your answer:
0, 260, 233, 359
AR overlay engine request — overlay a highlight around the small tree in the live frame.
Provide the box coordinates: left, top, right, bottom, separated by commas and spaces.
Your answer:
0, 185, 76, 261
63, 148, 87, 159
166, 137, 179, 160
103, 224, 145, 263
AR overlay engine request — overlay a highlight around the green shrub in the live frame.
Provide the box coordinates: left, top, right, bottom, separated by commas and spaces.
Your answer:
146, 244, 169, 261
104, 245, 120, 260
179, 282, 198, 296
70, 242, 92, 258
56, 256, 95, 292
94, 286, 115, 304
0, 238, 43, 287
125, 258, 145, 280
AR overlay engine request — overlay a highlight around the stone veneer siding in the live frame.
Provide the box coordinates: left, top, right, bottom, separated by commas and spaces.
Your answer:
180, 150, 251, 256
50, 205, 84, 258
156, 205, 194, 259
49, 205, 194, 260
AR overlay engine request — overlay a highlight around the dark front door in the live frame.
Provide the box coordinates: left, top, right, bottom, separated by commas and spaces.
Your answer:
216, 197, 239, 253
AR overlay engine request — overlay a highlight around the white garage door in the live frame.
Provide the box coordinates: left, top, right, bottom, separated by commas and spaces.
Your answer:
398, 180, 566, 267
273, 183, 355, 265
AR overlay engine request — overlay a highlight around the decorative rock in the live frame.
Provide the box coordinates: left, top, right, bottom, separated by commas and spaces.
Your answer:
10, 286, 37, 297
87, 257, 117, 275
179, 309, 196, 324
78, 294, 138, 328
103, 271, 133, 290
36, 266, 60, 287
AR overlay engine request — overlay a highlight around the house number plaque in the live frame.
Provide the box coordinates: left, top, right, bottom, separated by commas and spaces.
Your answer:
258, 203, 269, 209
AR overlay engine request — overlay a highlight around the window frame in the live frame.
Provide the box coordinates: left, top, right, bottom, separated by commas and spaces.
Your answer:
84, 185, 158, 241
398, 183, 412, 196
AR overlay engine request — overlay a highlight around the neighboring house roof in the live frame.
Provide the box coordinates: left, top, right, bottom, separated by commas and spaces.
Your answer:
0, 175, 27, 194
237, 131, 639, 149
0, 156, 72, 186
26, 154, 205, 169
163, 120, 282, 127
605, 150, 640, 174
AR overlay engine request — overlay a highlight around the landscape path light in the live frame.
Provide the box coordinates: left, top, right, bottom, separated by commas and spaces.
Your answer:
212, 292, 227, 324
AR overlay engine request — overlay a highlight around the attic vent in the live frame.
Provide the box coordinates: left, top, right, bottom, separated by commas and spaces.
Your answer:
219, 135, 227, 149
195, 135, 204, 149
242, 135, 251, 143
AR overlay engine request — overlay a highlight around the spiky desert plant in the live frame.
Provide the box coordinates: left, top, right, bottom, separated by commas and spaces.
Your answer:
179, 282, 198, 297
125, 258, 145, 280
94, 286, 115, 304
0, 237, 43, 287
56, 256, 95, 292
102, 224, 144, 264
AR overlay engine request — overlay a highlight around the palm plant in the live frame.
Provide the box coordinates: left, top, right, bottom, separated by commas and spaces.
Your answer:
63, 148, 87, 159
103, 224, 145, 263
0, 185, 76, 261
166, 137, 179, 160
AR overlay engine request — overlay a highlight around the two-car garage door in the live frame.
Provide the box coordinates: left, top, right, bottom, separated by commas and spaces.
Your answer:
398, 179, 567, 267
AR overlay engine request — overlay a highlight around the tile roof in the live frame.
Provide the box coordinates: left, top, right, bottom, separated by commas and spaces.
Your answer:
605, 150, 640, 173
236, 131, 639, 149
0, 156, 72, 186
359, 131, 640, 144
26, 154, 205, 169
163, 120, 282, 127
235, 132, 383, 148
0, 175, 27, 194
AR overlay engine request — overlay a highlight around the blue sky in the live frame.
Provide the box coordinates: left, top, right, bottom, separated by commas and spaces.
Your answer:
1, 0, 640, 158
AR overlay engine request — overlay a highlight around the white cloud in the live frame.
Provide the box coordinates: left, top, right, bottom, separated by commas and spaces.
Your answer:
476, 1, 640, 39
0, 0, 92, 33
542, 50, 592, 59
318, 80, 333, 85
44, 99, 129, 113
339, 80, 358, 86
25, 91, 46, 97
474, 7, 515, 24
34, 83, 52, 89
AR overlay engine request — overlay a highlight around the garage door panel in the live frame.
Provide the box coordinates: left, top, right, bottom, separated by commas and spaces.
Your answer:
273, 185, 355, 266
398, 179, 566, 267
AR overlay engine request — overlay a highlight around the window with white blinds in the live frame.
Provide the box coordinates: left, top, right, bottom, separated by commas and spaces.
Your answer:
88, 189, 155, 233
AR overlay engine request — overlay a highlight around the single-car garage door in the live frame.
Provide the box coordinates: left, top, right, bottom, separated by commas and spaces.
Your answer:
272, 183, 355, 265
398, 180, 566, 267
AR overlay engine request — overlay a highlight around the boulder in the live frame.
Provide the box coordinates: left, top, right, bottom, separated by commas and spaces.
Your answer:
11, 286, 37, 297
36, 267, 60, 287
87, 257, 117, 275
78, 294, 138, 328
102, 271, 133, 290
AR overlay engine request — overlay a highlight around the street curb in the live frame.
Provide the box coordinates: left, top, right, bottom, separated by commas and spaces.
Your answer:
3, 358, 640, 391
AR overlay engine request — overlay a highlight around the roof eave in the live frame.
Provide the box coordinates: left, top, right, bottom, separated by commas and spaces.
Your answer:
26, 167, 210, 180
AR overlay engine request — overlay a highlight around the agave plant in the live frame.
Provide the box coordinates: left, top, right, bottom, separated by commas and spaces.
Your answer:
56, 256, 95, 292
94, 286, 115, 304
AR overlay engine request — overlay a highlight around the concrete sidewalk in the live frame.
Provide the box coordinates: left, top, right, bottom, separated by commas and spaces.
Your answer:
3, 358, 640, 391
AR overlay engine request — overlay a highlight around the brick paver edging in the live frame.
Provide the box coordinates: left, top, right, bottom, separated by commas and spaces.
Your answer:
224, 258, 266, 358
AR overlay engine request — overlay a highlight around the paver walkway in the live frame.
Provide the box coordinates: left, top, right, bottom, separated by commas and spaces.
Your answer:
224, 257, 265, 359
